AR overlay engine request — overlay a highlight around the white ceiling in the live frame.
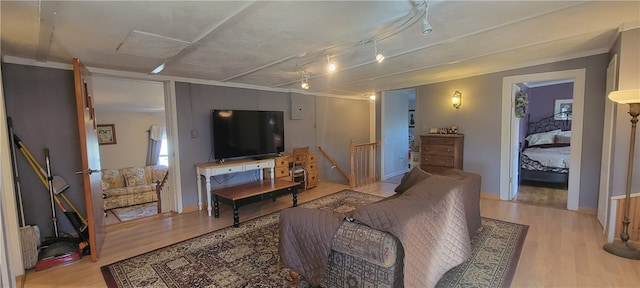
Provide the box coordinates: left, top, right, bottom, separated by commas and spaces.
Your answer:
2, 0, 639, 103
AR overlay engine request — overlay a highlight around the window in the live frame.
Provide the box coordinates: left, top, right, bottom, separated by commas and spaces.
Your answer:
158, 134, 169, 166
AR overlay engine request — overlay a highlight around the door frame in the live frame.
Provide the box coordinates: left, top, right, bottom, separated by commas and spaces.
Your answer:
500, 69, 586, 210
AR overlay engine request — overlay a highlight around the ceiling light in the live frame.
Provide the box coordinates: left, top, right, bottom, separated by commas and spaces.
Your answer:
423, 0, 433, 35
327, 55, 336, 72
369, 94, 376, 100
150, 61, 166, 74
374, 40, 384, 63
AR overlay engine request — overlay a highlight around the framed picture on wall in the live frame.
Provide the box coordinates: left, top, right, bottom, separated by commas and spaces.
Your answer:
97, 124, 117, 145
554, 99, 573, 120
409, 109, 415, 128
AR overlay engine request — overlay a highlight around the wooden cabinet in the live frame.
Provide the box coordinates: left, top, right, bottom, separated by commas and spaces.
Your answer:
273, 155, 290, 179
420, 134, 464, 174
306, 152, 318, 188
268, 152, 318, 189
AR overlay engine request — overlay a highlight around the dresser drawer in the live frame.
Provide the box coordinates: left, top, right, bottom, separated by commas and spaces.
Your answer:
422, 144, 455, 155
272, 167, 289, 179
423, 137, 456, 145
422, 155, 455, 167
305, 161, 317, 171
307, 152, 317, 162
245, 162, 272, 170
274, 156, 290, 168
306, 171, 319, 188
214, 165, 244, 174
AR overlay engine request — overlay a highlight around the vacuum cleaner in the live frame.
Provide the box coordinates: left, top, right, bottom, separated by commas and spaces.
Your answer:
34, 148, 81, 270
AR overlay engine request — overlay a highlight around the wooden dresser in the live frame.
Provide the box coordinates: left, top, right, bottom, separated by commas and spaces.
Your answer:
271, 151, 318, 189
420, 134, 464, 174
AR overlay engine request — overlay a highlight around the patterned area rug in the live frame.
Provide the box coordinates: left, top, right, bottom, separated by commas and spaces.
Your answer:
101, 190, 528, 288
112, 202, 158, 222
101, 190, 381, 287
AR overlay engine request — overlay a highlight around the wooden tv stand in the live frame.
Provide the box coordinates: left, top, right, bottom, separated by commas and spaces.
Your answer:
213, 178, 299, 227
196, 158, 275, 216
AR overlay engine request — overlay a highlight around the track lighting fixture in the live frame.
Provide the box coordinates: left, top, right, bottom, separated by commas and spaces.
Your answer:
422, 0, 433, 34
327, 55, 336, 72
151, 61, 166, 74
374, 40, 384, 63
301, 75, 309, 90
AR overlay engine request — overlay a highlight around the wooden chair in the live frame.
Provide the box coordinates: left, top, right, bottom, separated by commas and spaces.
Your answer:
290, 147, 309, 190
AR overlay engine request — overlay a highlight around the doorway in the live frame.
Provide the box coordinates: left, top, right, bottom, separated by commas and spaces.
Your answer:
500, 69, 586, 211
514, 80, 574, 209
380, 88, 416, 182
91, 75, 171, 224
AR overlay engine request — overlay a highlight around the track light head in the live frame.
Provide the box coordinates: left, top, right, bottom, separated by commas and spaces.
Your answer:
422, 0, 433, 35
422, 18, 433, 34
373, 40, 384, 63
327, 55, 336, 72
300, 71, 310, 90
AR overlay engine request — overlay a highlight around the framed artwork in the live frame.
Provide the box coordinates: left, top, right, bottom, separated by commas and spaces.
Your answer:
554, 99, 573, 120
409, 109, 415, 128
97, 124, 117, 145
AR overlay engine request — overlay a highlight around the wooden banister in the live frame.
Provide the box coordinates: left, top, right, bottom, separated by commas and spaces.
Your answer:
318, 146, 349, 181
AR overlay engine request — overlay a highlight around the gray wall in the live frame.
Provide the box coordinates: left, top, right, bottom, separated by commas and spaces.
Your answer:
415, 54, 609, 208
2, 63, 84, 239
175, 82, 370, 207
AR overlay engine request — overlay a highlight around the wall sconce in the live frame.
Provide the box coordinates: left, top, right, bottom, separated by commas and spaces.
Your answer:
452, 91, 462, 109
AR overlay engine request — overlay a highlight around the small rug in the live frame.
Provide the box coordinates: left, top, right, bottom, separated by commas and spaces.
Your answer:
436, 218, 528, 288
102, 191, 528, 288
111, 202, 158, 222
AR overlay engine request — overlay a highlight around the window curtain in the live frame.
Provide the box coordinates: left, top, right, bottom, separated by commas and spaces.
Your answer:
146, 125, 165, 166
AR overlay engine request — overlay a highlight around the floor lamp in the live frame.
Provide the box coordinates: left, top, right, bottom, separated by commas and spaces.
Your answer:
603, 89, 640, 260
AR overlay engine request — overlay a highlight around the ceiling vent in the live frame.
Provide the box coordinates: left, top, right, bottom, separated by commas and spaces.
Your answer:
116, 30, 191, 59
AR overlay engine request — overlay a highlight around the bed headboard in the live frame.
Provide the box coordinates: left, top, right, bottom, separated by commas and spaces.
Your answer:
526, 112, 572, 136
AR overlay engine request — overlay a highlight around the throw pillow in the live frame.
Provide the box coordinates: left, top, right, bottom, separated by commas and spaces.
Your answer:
394, 167, 432, 194
525, 129, 561, 146
122, 167, 146, 187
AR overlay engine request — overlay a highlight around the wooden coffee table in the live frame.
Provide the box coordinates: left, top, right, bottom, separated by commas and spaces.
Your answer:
212, 178, 299, 227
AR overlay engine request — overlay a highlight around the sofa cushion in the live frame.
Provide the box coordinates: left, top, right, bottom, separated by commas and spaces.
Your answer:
393, 167, 432, 194
102, 168, 124, 190
148, 165, 168, 183
121, 167, 146, 187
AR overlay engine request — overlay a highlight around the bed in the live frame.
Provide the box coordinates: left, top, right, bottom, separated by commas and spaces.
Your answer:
519, 113, 572, 186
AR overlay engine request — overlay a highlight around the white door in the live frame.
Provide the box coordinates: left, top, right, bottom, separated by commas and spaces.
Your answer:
597, 55, 617, 229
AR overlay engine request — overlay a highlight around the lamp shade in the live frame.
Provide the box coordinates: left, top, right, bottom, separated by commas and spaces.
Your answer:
608, 89, 640, 104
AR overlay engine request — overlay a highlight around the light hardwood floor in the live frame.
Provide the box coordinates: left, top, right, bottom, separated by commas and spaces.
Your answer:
19, 181, 640, 287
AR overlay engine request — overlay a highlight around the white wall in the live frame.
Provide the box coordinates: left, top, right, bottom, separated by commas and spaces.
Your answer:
95, 111, 166, 169
611, 28, 640, 197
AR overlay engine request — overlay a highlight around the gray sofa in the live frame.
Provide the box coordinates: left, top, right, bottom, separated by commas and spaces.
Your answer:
279, 168, 482, 287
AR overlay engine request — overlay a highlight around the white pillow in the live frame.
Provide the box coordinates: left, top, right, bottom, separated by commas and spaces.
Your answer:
525, 129, 561, 146
557, 130, 572, 137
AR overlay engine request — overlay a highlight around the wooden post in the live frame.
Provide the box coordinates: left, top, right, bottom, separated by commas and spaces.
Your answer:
349, 140, 355, 189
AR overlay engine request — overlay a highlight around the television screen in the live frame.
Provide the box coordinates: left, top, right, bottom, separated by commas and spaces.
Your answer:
212, 110, 285, 160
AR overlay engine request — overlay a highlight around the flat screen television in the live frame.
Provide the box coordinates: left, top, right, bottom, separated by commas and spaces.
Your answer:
212, 110, 285, 160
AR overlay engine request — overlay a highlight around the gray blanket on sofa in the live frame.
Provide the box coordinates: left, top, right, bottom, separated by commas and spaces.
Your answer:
279, 207, 345, 286
278, 175, 471, 287
352, 175, 472, 287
